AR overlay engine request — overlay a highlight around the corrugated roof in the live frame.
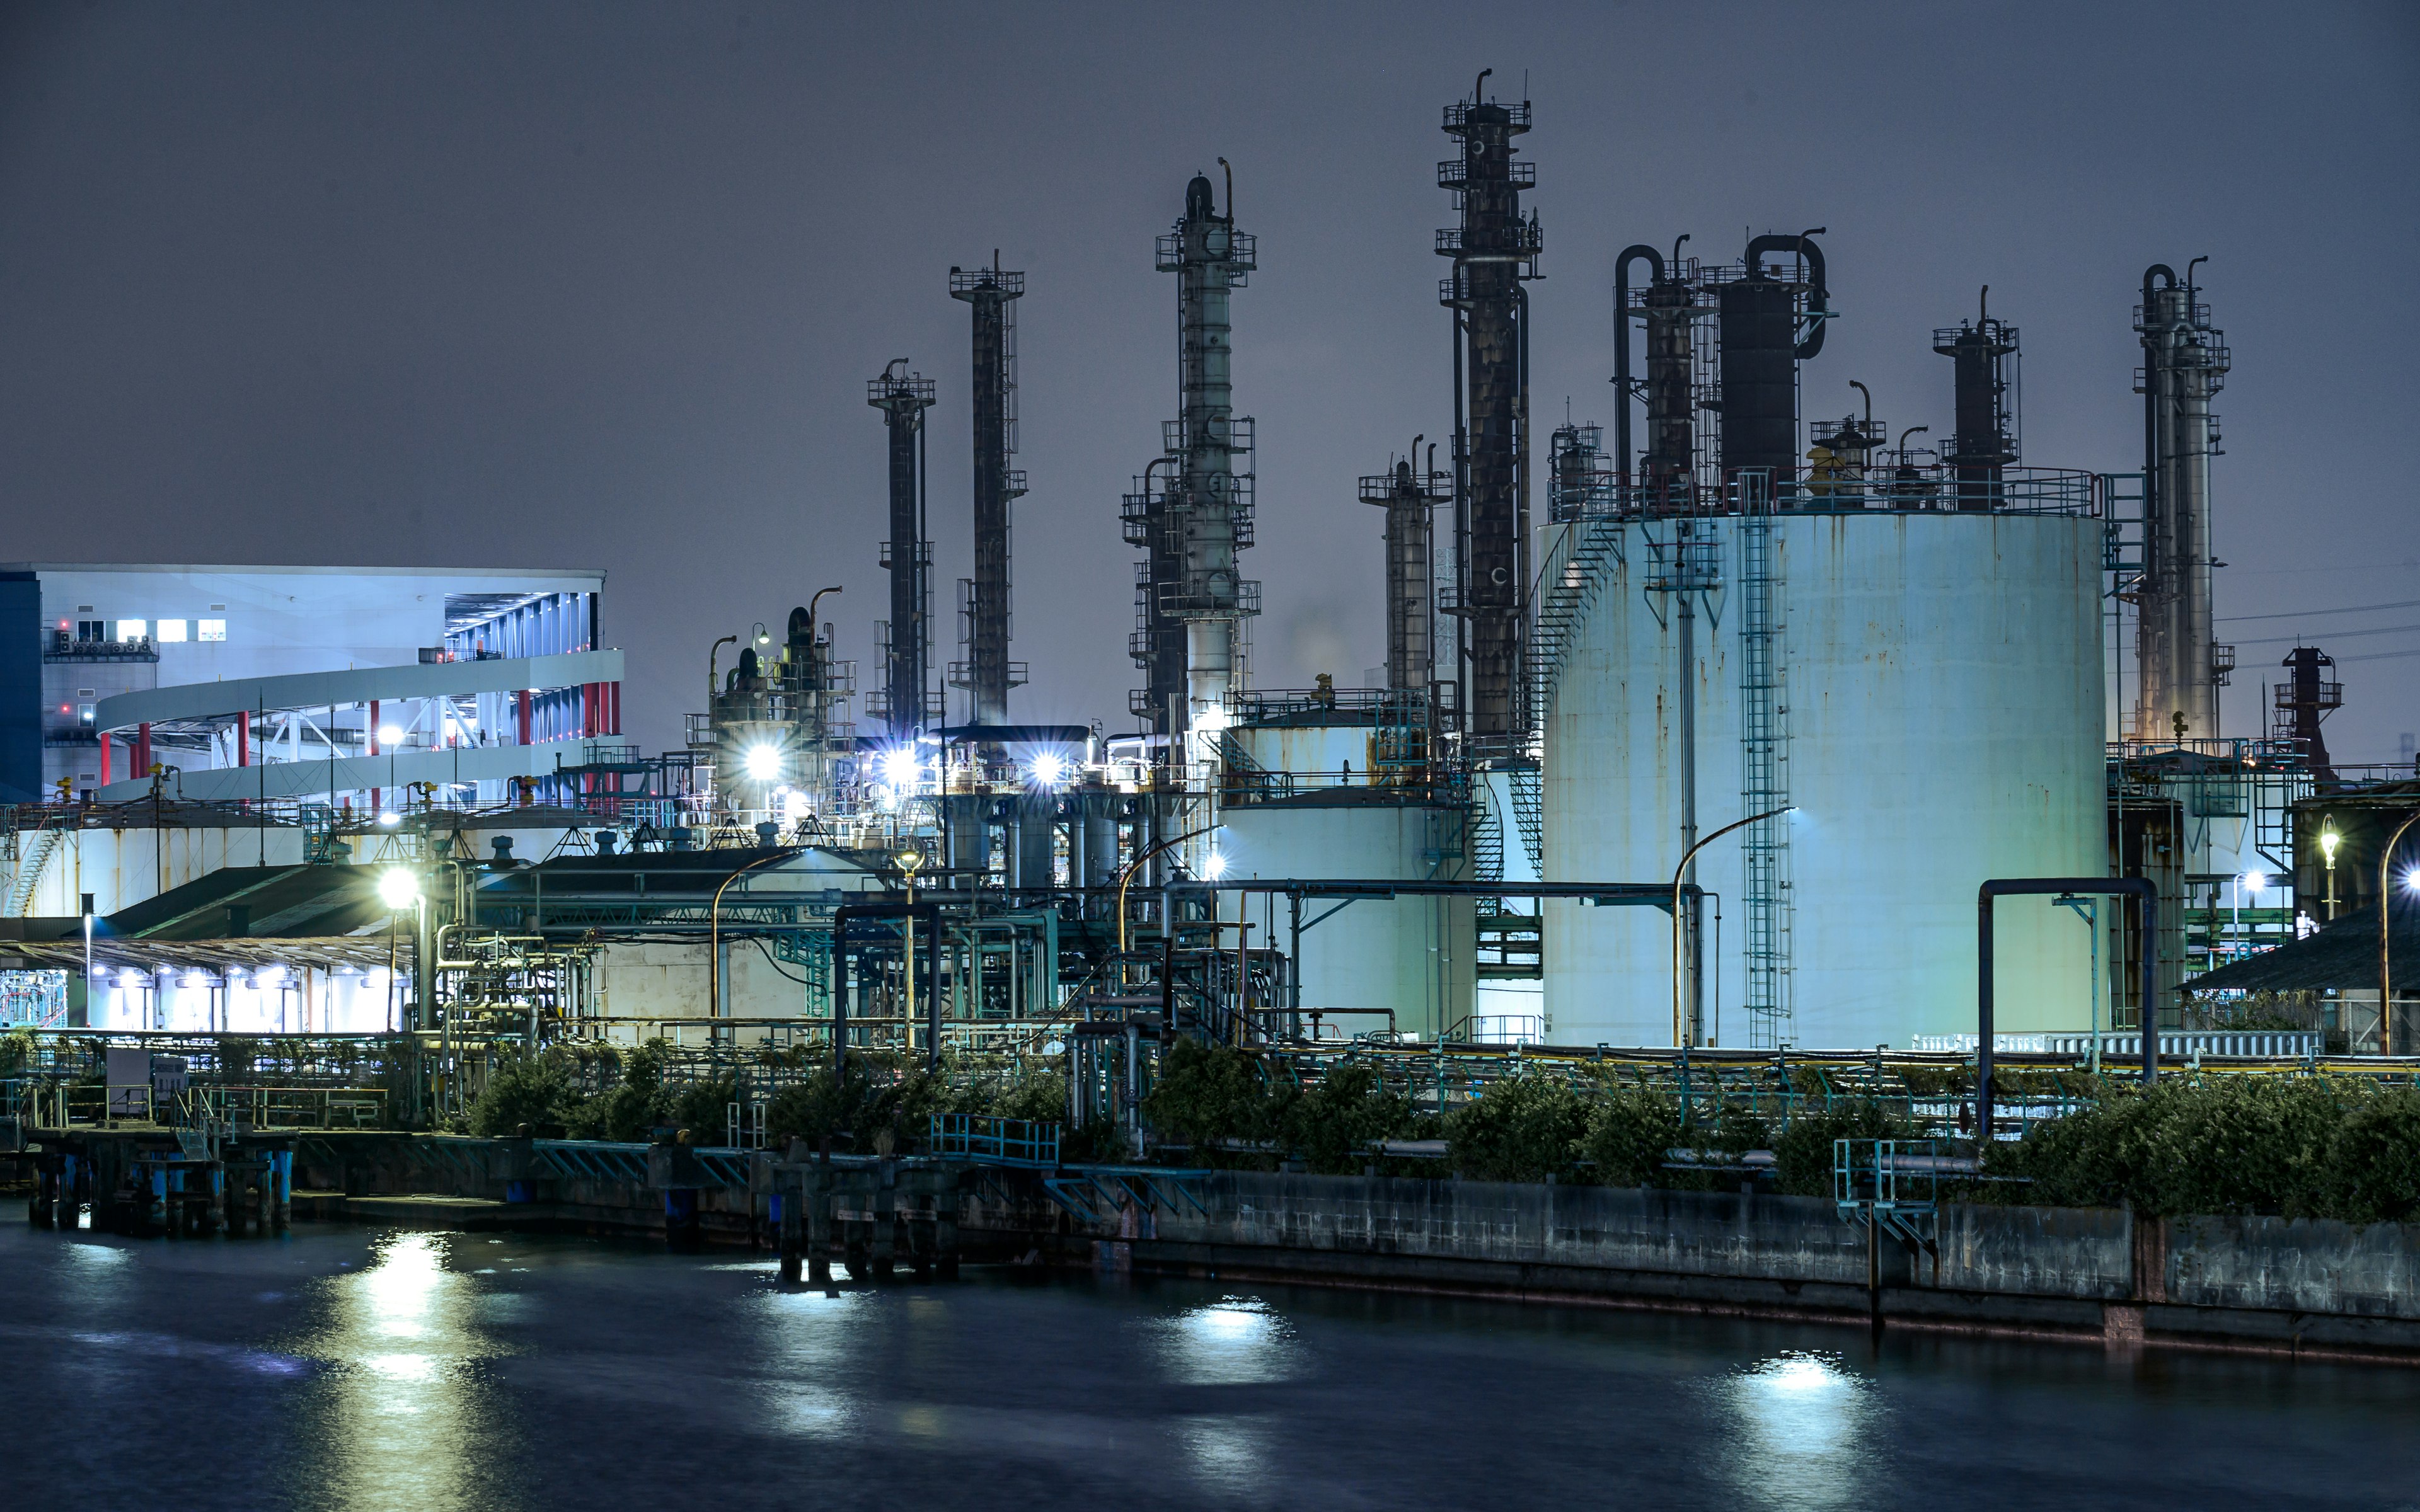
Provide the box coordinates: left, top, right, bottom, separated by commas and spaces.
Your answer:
2183, 903, 2420, 994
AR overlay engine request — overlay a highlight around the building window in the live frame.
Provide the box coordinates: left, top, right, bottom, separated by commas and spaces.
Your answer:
156, 619, 188, 643
78, 705, 94, 724
115, 619, 145, 642
199, 618, 227, 642
208, 604, 226, 612
76, 620, 105, 641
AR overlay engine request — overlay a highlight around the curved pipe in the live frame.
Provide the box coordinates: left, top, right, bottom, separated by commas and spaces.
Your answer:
1849, 379, 1872, 434
2381, 811, 2419, 1056
805, 585, 843, 639
2186, 255, 2208, 295
1673, 805, 1794, 1047
1612, 244, 1666, 489
1474, 66, 1490, 101
710, 849, 798, 1028
1218, 157, 1233, 222
1743, 229, 1828, 358
1116, 822, 1222, 955
707, 634, 737, 702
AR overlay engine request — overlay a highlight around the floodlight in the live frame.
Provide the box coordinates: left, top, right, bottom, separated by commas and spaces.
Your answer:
377, 869, 420, 909
743, 745, 781, 781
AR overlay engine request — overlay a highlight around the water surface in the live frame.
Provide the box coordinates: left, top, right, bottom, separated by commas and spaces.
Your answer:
5, 1222, 2414, 1510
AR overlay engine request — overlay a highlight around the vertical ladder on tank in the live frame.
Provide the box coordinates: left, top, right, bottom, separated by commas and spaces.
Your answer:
1737, 472, 1793, 1048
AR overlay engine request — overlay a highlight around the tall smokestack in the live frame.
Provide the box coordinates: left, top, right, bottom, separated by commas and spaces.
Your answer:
950, 256, 1027, 728
867, 362, 936, 740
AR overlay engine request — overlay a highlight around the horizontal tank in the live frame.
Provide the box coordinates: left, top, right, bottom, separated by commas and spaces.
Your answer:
1542, 510, 2103, 1048
1218, 790, 1473, 1041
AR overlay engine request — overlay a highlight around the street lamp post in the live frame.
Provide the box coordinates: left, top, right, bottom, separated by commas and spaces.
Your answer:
1671, 805, 1794, 1048
2381, 811, 2420, 1056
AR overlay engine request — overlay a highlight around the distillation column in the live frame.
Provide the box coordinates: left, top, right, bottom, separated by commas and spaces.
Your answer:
2135, 263, 2230, 742
1361, 455, 1448, 692
1934, 289, 2017, 511
868, 362, 936, 740
1148, 168, 1257, 764
1438, 72, 1540, 743
950, 259, 1027, 728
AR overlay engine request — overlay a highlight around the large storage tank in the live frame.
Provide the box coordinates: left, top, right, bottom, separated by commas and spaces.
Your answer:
1541, 507, 2103, 1048
1219, 791, 1473, 1041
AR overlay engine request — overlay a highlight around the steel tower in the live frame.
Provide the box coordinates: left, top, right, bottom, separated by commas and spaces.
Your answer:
1438, 70, 1540, 743
1131, 165, 1257, 759
2135, 261, 2230, 742
868, 361, 936, 740
949, 257, 1028, 728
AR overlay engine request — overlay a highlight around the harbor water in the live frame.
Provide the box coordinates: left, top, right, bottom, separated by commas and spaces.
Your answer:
5, 1222, 2416, 1510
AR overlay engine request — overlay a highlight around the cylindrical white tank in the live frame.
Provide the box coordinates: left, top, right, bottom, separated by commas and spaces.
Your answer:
1218, 791, 1473, 1041
1543, 510, 2103, 1048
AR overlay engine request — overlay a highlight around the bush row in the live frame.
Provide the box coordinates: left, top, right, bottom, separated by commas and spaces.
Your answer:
1983, 1074, 2420, 1223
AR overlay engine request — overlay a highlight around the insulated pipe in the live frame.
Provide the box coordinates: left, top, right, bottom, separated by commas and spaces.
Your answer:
1977, 878, 2158, 1141
1743, 231, 1828, 358
1612, 244, 1664, 493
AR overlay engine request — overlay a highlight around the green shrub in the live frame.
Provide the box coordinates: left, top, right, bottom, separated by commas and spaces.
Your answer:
1985, 1075, 2416, 1220
2316, 1087, 2420, 1223
1446, 1074, 1590, 1183
1770, 1099, 1911, 1197
1279, 1062, 1421, 1175
465, 1048, 583, 1137
1142, 1041, 1282, 1160
1581, 1084, 1685, 1187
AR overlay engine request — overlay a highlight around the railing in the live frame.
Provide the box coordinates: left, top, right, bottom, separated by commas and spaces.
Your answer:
1910, 1030, 2322, 1060
929, 1113, 1061, 1169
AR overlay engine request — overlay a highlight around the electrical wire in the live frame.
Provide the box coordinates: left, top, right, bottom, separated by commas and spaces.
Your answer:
2220, 597, 2420, 622
2230, 622, 2420, 646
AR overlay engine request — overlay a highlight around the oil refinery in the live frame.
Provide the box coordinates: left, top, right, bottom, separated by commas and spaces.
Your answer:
1, 72, 2408, 1087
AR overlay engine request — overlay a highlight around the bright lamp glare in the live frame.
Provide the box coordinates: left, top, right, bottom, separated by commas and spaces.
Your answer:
376, 810, 401, 828
1202, 850, 1230, 881
880, 748, 920, 789
1028, 752, 1067, 788
2406, 869, 2420, 895
743, 745, 781, 781
377, 869, 420, 909
377, 724, 405, 746
2239, 870, 2267, 895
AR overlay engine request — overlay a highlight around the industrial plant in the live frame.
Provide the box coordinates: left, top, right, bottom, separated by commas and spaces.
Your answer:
3, 71, 2413, 1132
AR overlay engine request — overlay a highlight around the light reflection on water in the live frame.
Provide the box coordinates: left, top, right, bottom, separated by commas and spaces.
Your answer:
1718, 1350, 1879, 1511
1146, 1295, 1299, 1385
752, 1286, 872, 1440
295, 1230, 510, 1512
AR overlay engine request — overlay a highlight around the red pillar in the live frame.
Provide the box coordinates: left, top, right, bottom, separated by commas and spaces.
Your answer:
237, 709, 250, 766
100, 734, 111, 787
609, 682, 621, 735
517, 690, 533, 745
367, 701, 379, 755
135, 723, 151, 779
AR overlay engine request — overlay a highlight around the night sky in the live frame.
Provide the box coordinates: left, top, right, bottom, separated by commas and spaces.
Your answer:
3, 3, 2414, 760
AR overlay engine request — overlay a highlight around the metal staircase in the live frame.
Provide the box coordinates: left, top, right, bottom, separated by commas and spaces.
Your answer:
1528, 513, 1628, 731
7, 823, 66, 917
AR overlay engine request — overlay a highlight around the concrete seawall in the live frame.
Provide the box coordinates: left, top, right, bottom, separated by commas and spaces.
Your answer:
274, 1137, 2420, 1362
964, 1171, 2420, 1363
